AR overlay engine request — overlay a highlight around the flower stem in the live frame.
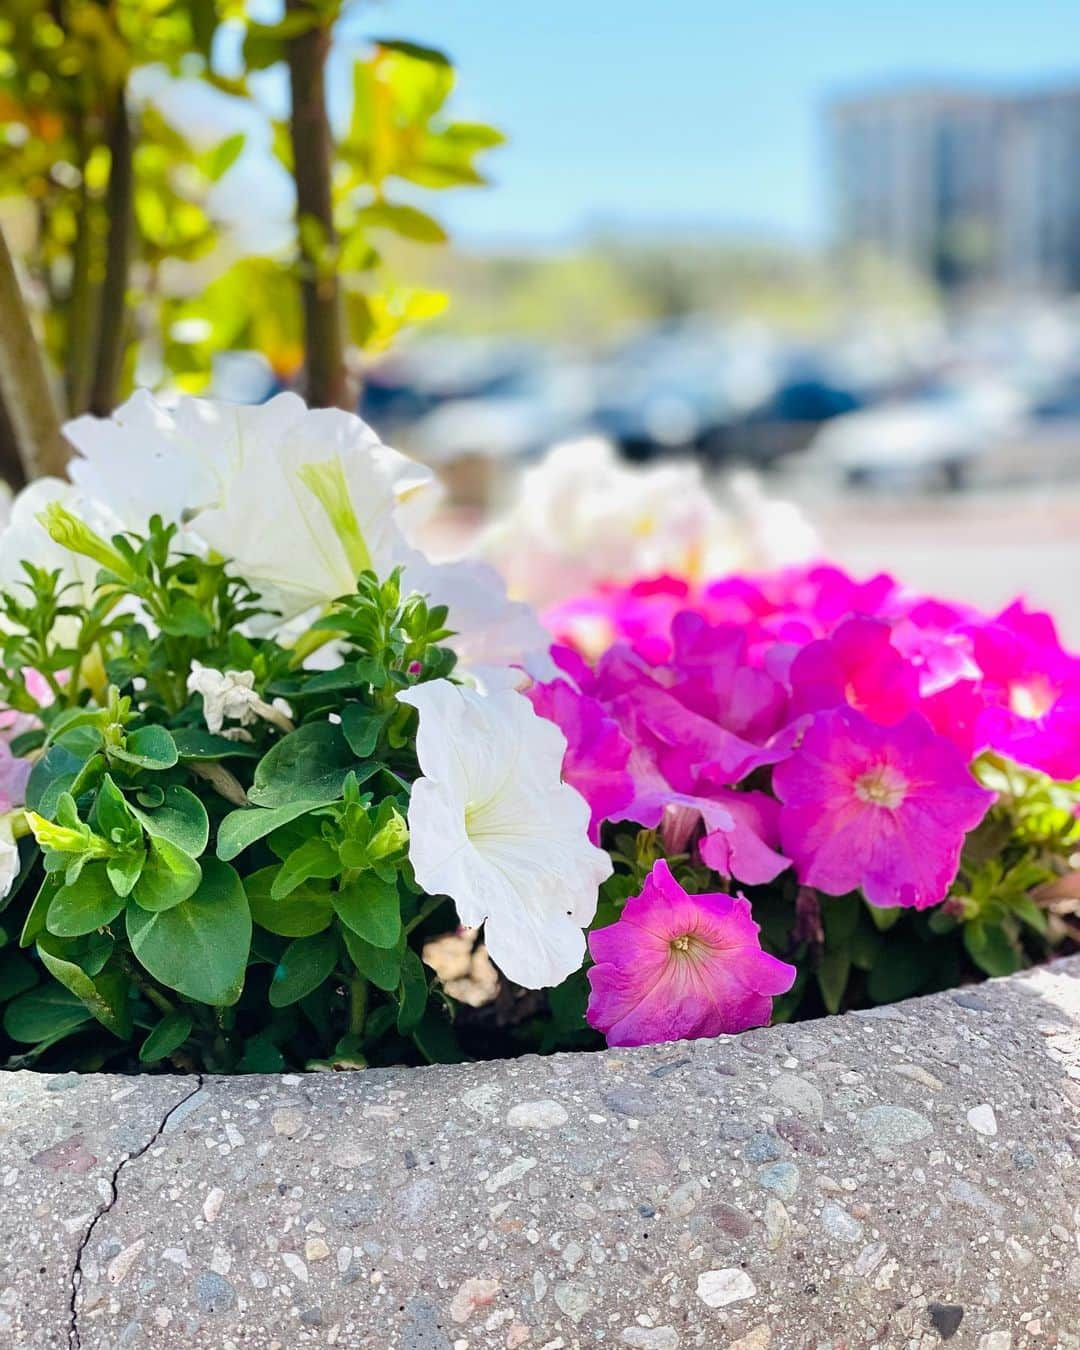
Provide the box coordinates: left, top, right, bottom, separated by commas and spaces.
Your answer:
348, 975, 368, 1037
405, 895, 447, 935
287, 623, 341, 669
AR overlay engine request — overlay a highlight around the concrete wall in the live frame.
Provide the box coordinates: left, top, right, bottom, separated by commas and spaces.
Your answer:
0, 957, 1077, 1349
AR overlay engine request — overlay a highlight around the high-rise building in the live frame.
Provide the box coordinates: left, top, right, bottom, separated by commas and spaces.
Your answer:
830, 84, 1080, 292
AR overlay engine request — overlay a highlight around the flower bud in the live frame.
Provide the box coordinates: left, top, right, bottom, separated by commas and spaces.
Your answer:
37, 503, 134, 581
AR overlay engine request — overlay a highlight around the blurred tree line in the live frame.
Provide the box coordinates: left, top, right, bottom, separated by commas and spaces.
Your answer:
0, 0, 502, 485
393, 235, 939, 347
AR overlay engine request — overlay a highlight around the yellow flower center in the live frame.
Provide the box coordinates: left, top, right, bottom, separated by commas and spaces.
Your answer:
854, 765, 907, 809
1009, 678, 1056, 721
667, 930, 713, 964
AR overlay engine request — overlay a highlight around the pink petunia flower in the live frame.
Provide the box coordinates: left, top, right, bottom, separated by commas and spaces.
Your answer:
669, 611, 788, 743
788, 616, 920, 725
527, 678, 634, 842
0, 668, 51, 813
968, 604, 1080, 781
774, 707, 994, 909
920, 679, 988, 761
0, 742, 31, 812
619, 738, 791, 885
586, 859, 796, 1047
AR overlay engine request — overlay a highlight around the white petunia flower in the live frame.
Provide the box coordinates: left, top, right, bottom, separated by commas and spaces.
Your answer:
62, 392, 441, 619
398, 680, 612, 990
0, 815, 20, 900
474, 436, 819, 608
187, 662, 293, 740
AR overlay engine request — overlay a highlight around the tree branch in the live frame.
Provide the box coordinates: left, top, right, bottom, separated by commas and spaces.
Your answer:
0, 222, 68, 482
286, 0, 349, 410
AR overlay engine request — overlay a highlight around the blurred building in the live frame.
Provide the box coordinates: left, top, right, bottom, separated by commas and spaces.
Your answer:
830, 84, 1080, 292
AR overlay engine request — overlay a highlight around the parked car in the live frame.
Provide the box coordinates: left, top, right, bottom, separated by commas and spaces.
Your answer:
804, 378, 1027, 490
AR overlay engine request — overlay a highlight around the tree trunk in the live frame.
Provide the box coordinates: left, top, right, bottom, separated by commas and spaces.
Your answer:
88, 87, 134, 417
66, 123, 103, 416
285, 0, 349, 410
0, 223, 68, 482
0, 385, 27, 490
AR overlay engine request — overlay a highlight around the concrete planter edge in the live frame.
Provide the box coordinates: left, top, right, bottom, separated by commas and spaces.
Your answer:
0, 956, 1077, 1349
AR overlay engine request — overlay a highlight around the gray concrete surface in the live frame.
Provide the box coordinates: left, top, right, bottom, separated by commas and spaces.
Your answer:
0, 957, 1077, 1350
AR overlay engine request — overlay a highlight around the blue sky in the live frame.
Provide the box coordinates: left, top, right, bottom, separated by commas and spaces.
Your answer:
327, 0, 1080, 247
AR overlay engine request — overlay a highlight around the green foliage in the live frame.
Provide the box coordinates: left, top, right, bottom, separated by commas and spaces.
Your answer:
0, 1, 502, 423
1, 516, 1072, 1073
0, 522, 469, 1073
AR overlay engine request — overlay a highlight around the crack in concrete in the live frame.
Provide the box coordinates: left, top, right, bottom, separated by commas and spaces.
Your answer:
67, 1076, 205, 1349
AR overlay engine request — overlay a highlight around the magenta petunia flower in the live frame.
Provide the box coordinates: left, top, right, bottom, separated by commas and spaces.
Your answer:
920, 678, 988, 761
774, 707, 994, 909
669, 611, 788, 743
528, 678, 634, 842
594, 645, 784, 789
968, 604, 1080, 780
586, 860, 796, 1047
788, 615, 920, 725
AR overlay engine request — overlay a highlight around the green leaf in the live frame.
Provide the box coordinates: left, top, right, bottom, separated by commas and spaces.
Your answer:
866, 936, 928, 1003
822, 894, 860, 944
131, 785, 210, 856
172, 728, 260, 761
56, 725, 103, 758
45, 863, 126, 937
396, 947, 428, 1033
139, 1011, 194, 1063
217, 793, 342, 861
548, 970, 589, 1032
271, 838, 341, 900
340, 926, 403, 992
20, 877, 59, 947
110, 725, 179, 771
866, 903, 902, 932
0, 949, 37, 1000
333, 874, 401, 948
816, 948, 851, 1015
246, 866, 334, 937
127, 858, 251, 1006
25, 743, 83, 815
3, 984, 91, 1043
158, 597, 214, 637
269, 930, 339, 1008
106, 846, 146, 899
963, 920, 1022, 977
204, 131, 247, 181
248, 722, 363, 808
848, 922, 883, 971
295, 658, 384, 695
357, 202, 447, 243
94, 774, 141, 847
237, 1033, 286, 1074
37, 946, 131, 1038
44, 706, 104, 747
132, 836, 203, 912
370, 36, 452, 65
412, 1008, 464, 1064
1009, 893, 1049, 936
340, 704, 389, 758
